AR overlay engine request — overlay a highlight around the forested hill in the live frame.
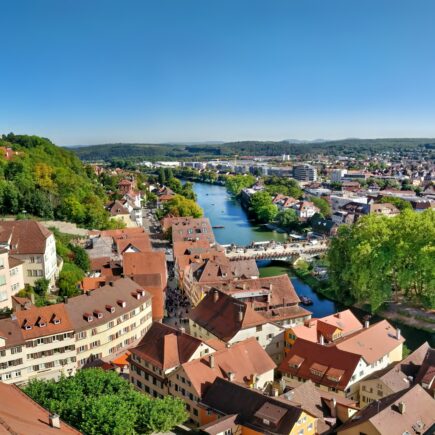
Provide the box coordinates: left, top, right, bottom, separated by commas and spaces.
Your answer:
71, 138, 435, 162
0, 133, 111, 229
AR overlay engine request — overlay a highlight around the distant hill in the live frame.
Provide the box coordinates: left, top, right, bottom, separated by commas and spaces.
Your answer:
71, 138, 435, 162
0, 133, 111, 229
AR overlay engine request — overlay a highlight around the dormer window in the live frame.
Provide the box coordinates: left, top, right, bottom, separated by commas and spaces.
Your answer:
117, 300, 126, 308
93, 310, 103, 319
36, 317, 47, 328
24, 324, 32, 331
137, 289, 145, 297
51, 314, 61, 325
106, 305, 115, 313
132, 292, 141, 300
84, 313, 94, 322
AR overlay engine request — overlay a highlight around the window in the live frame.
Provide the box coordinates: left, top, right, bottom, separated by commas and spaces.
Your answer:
0, 275, 6, 286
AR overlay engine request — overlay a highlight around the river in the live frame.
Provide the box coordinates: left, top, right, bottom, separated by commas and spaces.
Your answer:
193, 181, 434, 349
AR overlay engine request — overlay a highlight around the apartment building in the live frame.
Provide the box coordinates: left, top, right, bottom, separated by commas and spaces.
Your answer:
168, 338, 276, 425
0, 220, 58, 288
129, 322, 215, 399
279, 320, 405, 402
293, 164, 318, 182
0, 303, 76, 385
0, 249, 25, 309
64, 278, 153, 368
189, 290, 285, 363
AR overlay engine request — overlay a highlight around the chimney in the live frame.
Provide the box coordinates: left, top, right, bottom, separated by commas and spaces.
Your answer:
398, 401, 405, 414
334, 311, 341, 318
209, 354, 215, 369
238, 309, 243, 322
319, 334, 325, 345
213, 290, 219, 303
272, 387, 279, 397
330, 398, 337, 418
364, 320, 370, 329
269, 284, 273, 291
396, 328, 401, 340
228, 371, 235, 382
179, 327, 185, 334
49, 413, 60, 429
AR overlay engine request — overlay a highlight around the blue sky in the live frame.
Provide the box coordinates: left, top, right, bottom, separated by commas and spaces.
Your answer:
1, 0, 435, 145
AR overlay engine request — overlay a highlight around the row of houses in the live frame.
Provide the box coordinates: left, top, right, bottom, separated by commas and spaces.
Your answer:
0, 277, 153, 385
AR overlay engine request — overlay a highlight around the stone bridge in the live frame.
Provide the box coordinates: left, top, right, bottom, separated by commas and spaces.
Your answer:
224, 241, 329, 263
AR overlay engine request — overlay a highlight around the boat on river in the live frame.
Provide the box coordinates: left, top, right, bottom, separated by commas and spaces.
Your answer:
300, 295, 313, 306
212, 225, 225, 229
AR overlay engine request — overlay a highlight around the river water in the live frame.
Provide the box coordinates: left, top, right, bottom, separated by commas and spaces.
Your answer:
193, 181, 434, 349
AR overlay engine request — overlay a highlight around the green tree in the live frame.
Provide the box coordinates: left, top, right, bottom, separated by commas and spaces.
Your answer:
58, 262, 84, 298
69, 244, 90, 272
33, 278, 49, 297
158, 168, 166, 185
257, 204, 278, 222
378, 196, 412, 211
225, 175, 255, 195
277, 208, 298, 227
328, 210, 435, 311
24, 368, 187, 435
309, 196, 332, 217
162, 194, 203, 218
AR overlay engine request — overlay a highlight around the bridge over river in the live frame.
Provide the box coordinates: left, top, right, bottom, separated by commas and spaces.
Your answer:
223, 240, 329, 263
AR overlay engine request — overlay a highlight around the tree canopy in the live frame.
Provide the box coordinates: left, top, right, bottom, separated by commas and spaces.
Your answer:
328, 210, 435, 311
161, 194, 203, 218
250, 191, 278, 223
225, 174, 255, 195
0, 134, 114, 229
24, 368, 188, 435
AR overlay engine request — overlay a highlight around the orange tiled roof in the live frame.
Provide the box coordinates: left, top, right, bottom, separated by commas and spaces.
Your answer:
181, 338, 276, 397
15, 303, 74, 340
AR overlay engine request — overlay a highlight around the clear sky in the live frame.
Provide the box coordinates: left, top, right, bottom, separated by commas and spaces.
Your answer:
1, 0, 435, 145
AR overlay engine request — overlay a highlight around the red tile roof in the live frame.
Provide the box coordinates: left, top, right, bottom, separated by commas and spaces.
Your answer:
337, 385, 435, 434
189, 290, 269, 341
123, 252, 168, 320
279, 339, 361, 392
130, 322, 206, 370
15, 304, 74, 340
0, 220, 52, 254
181, 338, 276, 397
0, 383, 81, 434
336, 320, 404, 364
